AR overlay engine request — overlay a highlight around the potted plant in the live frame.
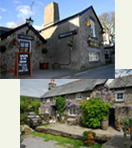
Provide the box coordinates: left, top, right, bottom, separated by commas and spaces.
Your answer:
83, 130, 96, 146
124, 120, 130, 132
67, 40, 73, 47
101, 116, 108, 130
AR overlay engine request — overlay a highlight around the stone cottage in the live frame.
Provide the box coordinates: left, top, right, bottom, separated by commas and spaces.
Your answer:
40, 79, 107, 124
0, 18, 47, 72
40, 2, 106, 70
110, 75, 132, 126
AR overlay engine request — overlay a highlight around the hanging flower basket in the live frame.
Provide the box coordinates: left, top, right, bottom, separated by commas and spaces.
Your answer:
42, 48, 48, 54
12, 39, 18, 45
67, 40, 73, 47
36, 41, 42, 47
87, 21, 91, 27
0, 45, 6, 53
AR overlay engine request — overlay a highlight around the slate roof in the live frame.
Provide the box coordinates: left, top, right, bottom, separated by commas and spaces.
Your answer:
110, 75, 132, 89
0, 23, 47, 44
40, 5, 103, 32
41, 79, 107, 98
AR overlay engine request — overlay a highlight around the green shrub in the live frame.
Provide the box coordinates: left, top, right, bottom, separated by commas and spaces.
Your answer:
20, 103, 28, 113
20, 113, 30, 126
124, 120, 130, 125
80, 98, 111, 128
32, 102, 40, 114
56, 96, 66, 115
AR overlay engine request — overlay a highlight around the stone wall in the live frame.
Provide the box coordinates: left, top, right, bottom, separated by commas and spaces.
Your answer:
0, 25, 49, 71
41, 7, 106, 70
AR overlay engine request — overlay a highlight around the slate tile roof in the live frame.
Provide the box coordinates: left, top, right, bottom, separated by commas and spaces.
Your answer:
110, 75, 132, 89
41, 79, 107, 98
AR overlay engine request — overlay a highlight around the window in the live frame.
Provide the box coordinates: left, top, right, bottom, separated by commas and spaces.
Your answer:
90, 19, 95, 37
76, 93, 81, 100
115, 91, 125, 101
47, 98, 50, 103
69, 108, 75, 115
45, 107, 49, 113
89, 52, 99, 62
20, 41, 30, 52
42, 99, 46, 103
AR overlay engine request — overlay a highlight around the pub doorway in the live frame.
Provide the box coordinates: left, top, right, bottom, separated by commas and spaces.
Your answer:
109, 108, 115, 127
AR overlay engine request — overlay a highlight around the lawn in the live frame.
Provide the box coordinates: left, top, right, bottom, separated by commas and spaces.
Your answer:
29, 132, 102, 148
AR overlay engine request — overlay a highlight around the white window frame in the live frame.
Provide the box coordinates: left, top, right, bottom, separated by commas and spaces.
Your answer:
89, 52, 99, 62
115, 91, 125, 102
45, 107, 49, 113
19, 39, 31, 52
47, 98, 50, 103
76, 93, 81, 100
90, 19, 95, 37
69, 108, 76, 116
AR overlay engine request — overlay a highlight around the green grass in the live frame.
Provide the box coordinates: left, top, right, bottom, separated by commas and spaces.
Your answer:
29, 132, 102, 148
42, 124, 49, 127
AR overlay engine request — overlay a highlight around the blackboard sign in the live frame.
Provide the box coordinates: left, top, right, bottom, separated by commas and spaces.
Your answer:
14, 52, 32, 78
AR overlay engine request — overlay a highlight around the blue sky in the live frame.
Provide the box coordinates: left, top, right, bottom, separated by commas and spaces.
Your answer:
0, 0, 115, 30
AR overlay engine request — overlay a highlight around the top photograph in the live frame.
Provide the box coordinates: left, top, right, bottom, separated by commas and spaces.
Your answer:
0, 0, 115, 79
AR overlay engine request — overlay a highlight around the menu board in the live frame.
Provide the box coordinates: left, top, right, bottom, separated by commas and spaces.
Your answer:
14, 52, 32, 78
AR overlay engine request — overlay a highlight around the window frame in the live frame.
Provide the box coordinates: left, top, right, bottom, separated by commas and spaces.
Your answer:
90, 19, 96, 37
89, 51, 99, 62
69, 108, 76, 116
76, 93, 82, 100
47, 98, 50, 103
45, 107, 49, 113
19, 40, 31, 52
115, 91, 125, 102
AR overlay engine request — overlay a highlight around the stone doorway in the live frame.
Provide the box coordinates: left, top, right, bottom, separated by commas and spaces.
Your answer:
109, 108, 115, 127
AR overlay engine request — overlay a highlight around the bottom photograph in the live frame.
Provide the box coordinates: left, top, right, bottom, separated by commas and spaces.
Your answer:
20, 75, 132, 148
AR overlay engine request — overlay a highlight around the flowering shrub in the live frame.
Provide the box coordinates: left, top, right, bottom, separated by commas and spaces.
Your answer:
80, 98, 111, 128
64, 99, 80, 109
91, 85, 114, 103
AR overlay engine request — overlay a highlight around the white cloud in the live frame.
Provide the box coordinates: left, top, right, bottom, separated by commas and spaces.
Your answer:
16, 5, 33, 20
0, 16, 2, 19
13, 0, 21, 4
33, 25, 43, 30
0, 7, 7, 12
6, 22, 17, 28
36, 1, 44, 6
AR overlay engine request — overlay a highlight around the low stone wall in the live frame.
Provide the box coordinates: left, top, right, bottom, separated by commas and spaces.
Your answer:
115, 106, 132, 122
35, 126, 113, 143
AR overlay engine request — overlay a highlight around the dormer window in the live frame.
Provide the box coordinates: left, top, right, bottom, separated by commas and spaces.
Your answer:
90, 19, 95, 37
76, 93, 81, 100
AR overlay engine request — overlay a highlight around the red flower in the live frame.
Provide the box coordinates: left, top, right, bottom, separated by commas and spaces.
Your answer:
14, 41, 18, 45
102, 118, 107, 121
9, 69, 14, 73
39, 43, 42, 47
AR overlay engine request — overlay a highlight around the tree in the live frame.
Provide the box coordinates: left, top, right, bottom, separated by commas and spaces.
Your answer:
99, 11, 115, 35
80, 98, 111, 128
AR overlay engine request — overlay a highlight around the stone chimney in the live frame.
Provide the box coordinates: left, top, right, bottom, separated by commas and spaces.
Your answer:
44, 2, 60, 27
48, 79, 56, 90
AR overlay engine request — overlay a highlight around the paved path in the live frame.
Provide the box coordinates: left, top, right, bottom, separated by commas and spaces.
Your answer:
21, 135, 60, 148
102, 135, 132, 148
0, 64, 114, 79
61, 64, 115, 79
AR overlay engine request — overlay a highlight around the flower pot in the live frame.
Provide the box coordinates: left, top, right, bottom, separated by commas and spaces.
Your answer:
101, 119, 108, 130
40, 63, 49, 69
128, 127, 131, 132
